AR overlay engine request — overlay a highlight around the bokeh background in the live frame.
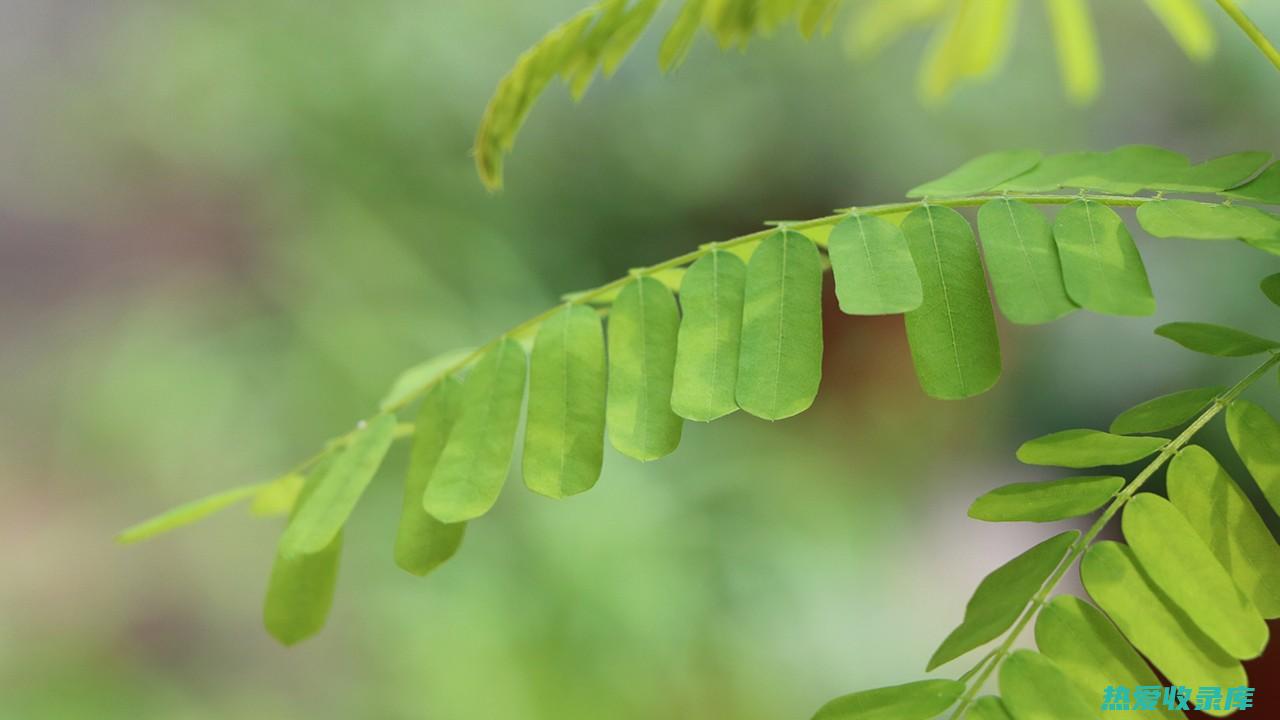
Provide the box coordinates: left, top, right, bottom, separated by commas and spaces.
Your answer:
2, 1, 1279, 718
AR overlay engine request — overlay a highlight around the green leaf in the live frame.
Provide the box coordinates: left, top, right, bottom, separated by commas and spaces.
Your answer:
917, 1, 1019, 102
1035, 595, 1186, 720
395, 378, 465, 577
799, 0, 840, 38
901, 205, 1002, 399
117, 484, 261, 544
423, 339, 528, 522
671, 250, 747, 421
1109, 386, 1223, 435
599, 0, 661, 76
1122, 493, 1268, 659
607, 276, 683, 460
378, 348, 473, 411
965, 696, 1013, 720
1262, 273, 1280, 307
827, 213, 923, 315
736, 230, 824, 420
1136, 200, 1280, 241
1081, 541, 1246, 700
998, 650, 1099, 720
1016, 429, 1165, 468
844, 0, 948, 60
1045, 0, 1101, 103
1066, 145, 1189, 194
1166, 151, 1272, 193
1225, 161, 1280, 204
524, 305, 607, 497
907, 150, 1042, 198
659, 0, 705, 71
976, 198, 1077, 324
1168, 446, 1280, 619
927, 531, 1078, 670
1052, 199, 1156, 316
1154, 322, 1280, 357
812, 679, 965, 720
279, 415, 397, 557
264, 459, 342, 646
250, 474, 304, 517
995, 151, 1101, 193
1226, 399, 1280, 515
1144, 0, 1216, 61
968, 476, 1122, 523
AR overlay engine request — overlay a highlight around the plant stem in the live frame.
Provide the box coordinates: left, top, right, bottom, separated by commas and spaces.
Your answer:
947, 351, 1280, 719
1215, 0, 1280, 72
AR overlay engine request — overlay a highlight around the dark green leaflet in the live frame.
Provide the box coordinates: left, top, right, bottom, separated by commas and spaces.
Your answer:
968, 475, 1122, 523
736, 231, 824, 420
395, 378, 465, 577
279, 414, 397, 557
827, 213, 923, 315
1109, 386, 1223, 435
264, 458, 342, 646
1053, 199, 1155, 316
1168, 446, 1280, 619
901, 205, 1001, 399
1262, 273, 1280, 307
976, 198, 1076, 324
1137, 200, 1280, 241
811, 679, 965, 720
1016, 429, 1165, 468
999, 650, 1098, 720
1035, 596, 1186, 720
1226, 399, 1280, 515
423, 339, 528, 523
117, 484, 261, 544
1081, 542, 1246, 696
607, 276, 683, 460
1226, 161, 1280, 204
907, 150, 1042, 198
965, 696, 1013, 720
928, 531, 1079, 671
671, 250, 746, 422
523, 304, 607, 497
1155, 322, 1280, 357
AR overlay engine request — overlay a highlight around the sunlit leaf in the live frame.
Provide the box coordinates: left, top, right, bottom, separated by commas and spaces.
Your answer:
1053, 199, 1156, 316
1144, 0, 1216, 61
379, 348, 474, 411
1016, 429, 1165, 468
1155, 322, 1280, 357
1226, 399, 1280, 515
918, 1, 1020, 102
968, 476, 1122, 523
672, 250, 747, 422
1110, 386, 1223, 435
395, 378, 465, 577
999, 650, 1099, 720
843, 0, 947, 60
811, 679, 965, 720
117, 484, 261, 544
827, 213, 923, 315
1045, 0, 1101, 103
607, 276, 683, 460
1137, 200, 1280, 241
907, 150, 1041, 198
976, 198, 1076, 324
799, 0, 841, 38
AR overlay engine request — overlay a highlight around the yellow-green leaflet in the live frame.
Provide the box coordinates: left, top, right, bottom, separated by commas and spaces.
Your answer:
523, 304, 607, 497
1155, 322, 1280, 357
811, 679, 965, 720
1081, 541, 1246, 707
1122, 493, 1268, 659
798, 0, 840, 38
279, 414, 397, 557
901, 205, 1001, 399
1052, 199, 1155, 316
671, 250, 746, 422
1035, 596, 1187, 720
117, 484, 261, 544
928, 530, 1078, 670
998, 650, 1098, 720
976, 198, 1076, 324
250, 474, 304, 517
965, 696, 1013, 720
1110, 386, 1223, 435
827, 214, 922, 316
1226, 161, 1280, 204
907, 150, 1041, 198
423, 338, 527, 522
659, 0, 704, 70
1144, 0, 1215, 60
968, 475, 1122, 523
844, 0, 946, 60
395, 377, 465, 577
264, 459, 342, 646
1016, 429, 1165, 468
917, 1, 1018, 102
1137, 200, 1280, 241
1226, 399, 1280, 515
607, 276, 683, 460
1168, 446, 1280, 619
378, 348, 475, 411
1045, 0, 1100, 103
736, 231, 824, 420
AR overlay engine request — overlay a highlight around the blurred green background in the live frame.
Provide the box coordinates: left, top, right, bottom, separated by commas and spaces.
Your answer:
2, 1, 1279, 718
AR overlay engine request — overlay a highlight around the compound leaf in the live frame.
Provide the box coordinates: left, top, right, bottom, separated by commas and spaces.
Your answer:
607, 276, 683, 459
1110, 386, 1223, 435
1016, 429, 1165, 468
395, 378, 465, 577
999, 650, 1099, 720
976, 198, 1076, 324
1226, 399, 1280, 515
1053, 199, 1155, 316
1137, 200, 1280, 241
827, 213, 923, 315
672, 250, 747, 421
811, 679, 965, 720
968, 475, 1122, 523
907, 150, 1042, 198
1155, 322, 1280, 357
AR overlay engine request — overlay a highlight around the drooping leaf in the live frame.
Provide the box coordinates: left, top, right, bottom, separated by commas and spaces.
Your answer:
1154, 322, 1280, 357
1144, 0, 1216, 61
901, 205, 1002, 399
811, 679, 965, 720
378, 348, 473, 411
671, 250, 747, 421
1016, 429, 1165, 468
843, 0, 947, 60
280, 415, 397, 557
1226, 399, 1280, 515
1052, 199, 1156, 316
599, 0, 661, 76
976, 198, 1077, 324
1261, 273, 1280, 307
1080, 541, 1247, 703
968, 475, 1122, 523
395, 378, 465, 577
907, 150, 1042, 198
736, 231, 824, 420
1168, 446, 1280, 619
264, 459, 342, 646
1122, 493, 1269, 660
965, 696, 1014, 720
917, 0, 1020, 102
1136, 200, 1280, 241
607, 276, 683, 460
799, 0, 841, 38
117, 484, 262, 544
1035, 595, 1186, 720
1045, 0, 1101, 103
1109, 386, 1223, 435
998, 650, 1099, 720
524, 304, 607, 497
1225, 161, 1280, 204
423, 339, 528, 522
927, 531, 1078, 670
827, 213, 923, 315
250, 474, 304, 517
659, 0, 706, 70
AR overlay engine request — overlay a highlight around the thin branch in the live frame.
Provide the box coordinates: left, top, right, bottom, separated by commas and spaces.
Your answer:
1215, 0, 1280, 72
